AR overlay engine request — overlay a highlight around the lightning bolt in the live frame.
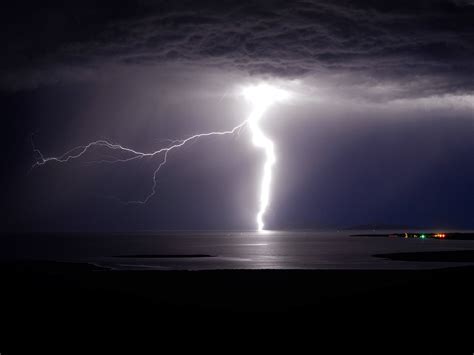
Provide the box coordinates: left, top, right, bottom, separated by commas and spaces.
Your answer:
32, 83, 289, 231
247, 101, 276, 230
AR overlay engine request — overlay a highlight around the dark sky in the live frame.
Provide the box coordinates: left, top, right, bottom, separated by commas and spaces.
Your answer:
2, 0, 474, 232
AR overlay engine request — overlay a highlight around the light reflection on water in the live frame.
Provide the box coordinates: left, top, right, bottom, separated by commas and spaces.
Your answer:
2, 230, 474, 270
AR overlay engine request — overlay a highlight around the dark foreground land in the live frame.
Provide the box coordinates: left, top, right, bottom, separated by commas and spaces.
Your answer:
1, 262, 474, 354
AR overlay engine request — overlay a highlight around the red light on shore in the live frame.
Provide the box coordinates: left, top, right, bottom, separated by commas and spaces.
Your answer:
434, 233, 446, 239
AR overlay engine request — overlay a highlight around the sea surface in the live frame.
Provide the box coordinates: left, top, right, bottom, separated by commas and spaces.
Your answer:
1, 230, 474, 270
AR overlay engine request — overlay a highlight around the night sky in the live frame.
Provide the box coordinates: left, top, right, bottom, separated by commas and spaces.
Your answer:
2, 0, 474, 232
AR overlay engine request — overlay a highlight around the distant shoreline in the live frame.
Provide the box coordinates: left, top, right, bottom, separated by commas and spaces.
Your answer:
351, 232, 474, 240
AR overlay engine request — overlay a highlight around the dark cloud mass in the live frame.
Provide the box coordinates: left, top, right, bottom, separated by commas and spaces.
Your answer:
2, 0, 474, 95
2, 1, 474, 232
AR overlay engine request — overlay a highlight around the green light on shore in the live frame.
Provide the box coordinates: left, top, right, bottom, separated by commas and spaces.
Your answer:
420, 234, 426, 239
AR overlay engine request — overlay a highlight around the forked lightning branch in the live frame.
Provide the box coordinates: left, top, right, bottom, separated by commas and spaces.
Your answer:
32, 83, 290, 231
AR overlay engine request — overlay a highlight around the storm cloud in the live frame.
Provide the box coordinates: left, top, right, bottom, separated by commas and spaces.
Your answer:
2, 1, 474, 232
2, 0, 474, 97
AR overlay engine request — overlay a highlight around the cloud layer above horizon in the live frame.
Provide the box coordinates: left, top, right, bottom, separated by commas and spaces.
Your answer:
2, 0, 474, 100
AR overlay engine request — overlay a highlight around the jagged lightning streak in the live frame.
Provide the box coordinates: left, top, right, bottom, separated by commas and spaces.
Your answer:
243, 84, 289, 230
32, 124, 247, 204
32, 83, 289, 231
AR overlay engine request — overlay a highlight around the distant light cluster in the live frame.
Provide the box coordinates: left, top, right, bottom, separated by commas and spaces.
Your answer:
401, 233, 447, 239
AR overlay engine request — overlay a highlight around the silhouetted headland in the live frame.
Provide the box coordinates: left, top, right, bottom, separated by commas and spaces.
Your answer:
375, 250, 474, 262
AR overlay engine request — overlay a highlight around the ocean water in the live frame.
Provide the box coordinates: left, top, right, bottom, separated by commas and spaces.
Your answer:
1, 230, 474, 270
